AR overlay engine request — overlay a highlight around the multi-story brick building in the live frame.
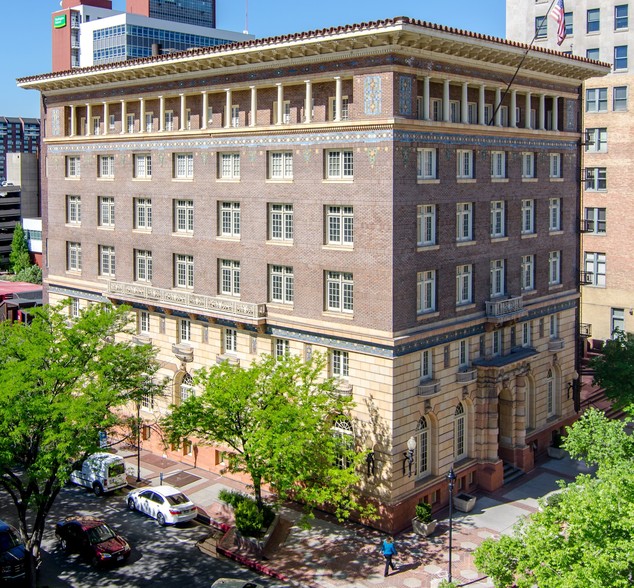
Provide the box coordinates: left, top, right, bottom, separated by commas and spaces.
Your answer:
507, 0, 632, 345
19, 16, 607, 532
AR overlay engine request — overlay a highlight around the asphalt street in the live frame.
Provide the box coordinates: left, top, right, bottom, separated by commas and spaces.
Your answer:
0, 483, 280, 587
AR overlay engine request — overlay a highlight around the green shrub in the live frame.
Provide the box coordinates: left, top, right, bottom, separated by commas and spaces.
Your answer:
218, 489, 250, 509
234, 499, 264, 536
415, 500, 432, 523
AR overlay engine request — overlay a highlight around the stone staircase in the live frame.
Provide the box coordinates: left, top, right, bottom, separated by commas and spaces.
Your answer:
503, 462, 525, 485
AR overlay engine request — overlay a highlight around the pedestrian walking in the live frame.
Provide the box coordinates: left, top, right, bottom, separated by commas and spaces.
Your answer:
381, 536, 397, 577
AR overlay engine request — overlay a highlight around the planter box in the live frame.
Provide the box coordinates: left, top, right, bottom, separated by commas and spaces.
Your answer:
412, 518, 437, 536
453, 493, 477, 512
547, 446, 566, 459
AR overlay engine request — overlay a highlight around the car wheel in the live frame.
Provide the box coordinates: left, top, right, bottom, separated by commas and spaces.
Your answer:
157, 513, 166, 526
93, 482, 104, 497
128, 498, 136, 511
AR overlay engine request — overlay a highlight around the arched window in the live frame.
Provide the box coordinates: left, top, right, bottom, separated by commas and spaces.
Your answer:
546, 369, 555, 417
332, 416, 354, 469
416, 417, 430, 479
454, 403, 467, 461
175, 371, 195, 405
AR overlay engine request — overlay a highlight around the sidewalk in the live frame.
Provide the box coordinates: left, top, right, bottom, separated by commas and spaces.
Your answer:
121, 449, 594, 588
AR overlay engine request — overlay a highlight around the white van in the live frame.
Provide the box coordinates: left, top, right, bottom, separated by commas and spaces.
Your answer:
69, 453, 127, 496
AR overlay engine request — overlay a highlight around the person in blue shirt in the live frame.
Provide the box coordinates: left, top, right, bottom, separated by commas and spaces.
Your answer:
381, 536, 397, 577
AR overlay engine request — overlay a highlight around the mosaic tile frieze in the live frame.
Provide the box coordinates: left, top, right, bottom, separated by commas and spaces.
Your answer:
51, 108, 61, 136
363, 75, 382, 115
398, 75, 413, 116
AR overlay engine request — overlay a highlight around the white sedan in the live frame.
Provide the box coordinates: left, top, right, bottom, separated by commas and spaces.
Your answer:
210, 580, 263, 588
127, 485, 197, 526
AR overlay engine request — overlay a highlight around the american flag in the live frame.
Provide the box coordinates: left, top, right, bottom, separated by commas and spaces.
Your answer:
550, 0, 566, 46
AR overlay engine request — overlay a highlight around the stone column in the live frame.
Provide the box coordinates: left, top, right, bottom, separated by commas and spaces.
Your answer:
120, 100, 126, 134
461, 82, 469, 123
423, 76, 430, 121
442, 79, 450, 122
224, 89, 232, 128
552, 95, 559, 131
179, 93, 186, 131
304, 80, 312, 123
539, 94, 546, 130
510, 90, 517, 128
276, 83, 284, 125
525, 92, 532, 129
139, 98, 145, 133
494, 88, 502, 126
102, 102, 109, 136
69, 104, 76, 137
249, 86, 257, 127
201, 91, 208, 130
478, 85, 486, 125
158, 96, 165, 132
514, 375, 527, 447
85, 103, 92, 136
334, 76, 342, 122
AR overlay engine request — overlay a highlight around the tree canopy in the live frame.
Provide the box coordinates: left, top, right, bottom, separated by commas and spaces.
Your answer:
9, 222, 31, 274
0, 300, 165, 587
474, 409, 634, 587
162, 352, 374, 523
591, 330, 634, 412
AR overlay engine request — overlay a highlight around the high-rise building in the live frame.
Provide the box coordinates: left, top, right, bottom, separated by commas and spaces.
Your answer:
51, 0, 250, 71
507, 0, 632, 345
0, 117, 40, 184
20, 16, 607, 532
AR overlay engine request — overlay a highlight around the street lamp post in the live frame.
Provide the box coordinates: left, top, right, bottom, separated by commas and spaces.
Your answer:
136, 401, 142, 483
447, 466, 457, 583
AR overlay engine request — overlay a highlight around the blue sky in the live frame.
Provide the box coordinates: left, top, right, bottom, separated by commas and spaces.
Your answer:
1, 0, 506, 118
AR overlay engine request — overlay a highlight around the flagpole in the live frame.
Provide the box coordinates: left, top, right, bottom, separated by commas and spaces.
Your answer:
489, 0, 560, 126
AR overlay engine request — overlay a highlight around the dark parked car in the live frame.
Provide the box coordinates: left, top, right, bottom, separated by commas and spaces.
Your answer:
0, 519, 28, 583
55, 517, 131, 567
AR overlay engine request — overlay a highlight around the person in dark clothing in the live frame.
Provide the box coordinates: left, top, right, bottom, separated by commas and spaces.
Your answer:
381, 536, 397, 577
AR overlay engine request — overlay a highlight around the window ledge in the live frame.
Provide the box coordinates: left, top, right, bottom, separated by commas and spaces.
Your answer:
549, 177, 564, 182
417, 311, 440, 320
491, 178, 509, 183
322, 244, 354, 251
548, 283, 564, 291
323, 179, 354, 183
216, 236, 241, 242
322, 311, 354, 320
456, 239, 476, 247
457, 178, 476, 183
172, 232, 194, 238
521, 233, 537, 239
133, 177, 152, 181
491, 236, 509, 243
172, 178, 194, 182
549, 230, 564, 236
217, 178, 241, 183
417, 178, 440, 184
97, 226, 115, 231
266, 240, 294, 246
521, 178, 538, 182
64, 177, 80, 180
266, 179, 294, 183
97, 177, 115, 181
417, 244, 440, 252
133, 228, 152, 233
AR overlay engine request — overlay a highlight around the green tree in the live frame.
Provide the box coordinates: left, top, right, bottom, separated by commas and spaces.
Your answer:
474, 409, 634, 587
0, 300, 165, 587
590, 330, 634, 412
11, 263, 42, 284
162, 353, 374, 523
9, 222, 31, 274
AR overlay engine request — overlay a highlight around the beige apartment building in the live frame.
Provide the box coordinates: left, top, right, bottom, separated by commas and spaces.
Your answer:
19, 17, 607, 532
507, 0, 633, 344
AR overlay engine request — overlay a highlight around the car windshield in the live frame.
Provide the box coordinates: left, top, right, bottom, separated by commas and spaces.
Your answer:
0, 530, 22, 552
108, 463, 125, 477
87, 524, 117, 545
165, 493, 190, 506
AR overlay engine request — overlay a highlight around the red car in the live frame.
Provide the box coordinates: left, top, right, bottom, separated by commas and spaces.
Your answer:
55, 517, 131, 567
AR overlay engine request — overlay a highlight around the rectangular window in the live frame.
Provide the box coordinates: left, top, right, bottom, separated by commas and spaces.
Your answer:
586, 87, 608, 112
269, 204, 293, 242
584, 252, 606, 287
66, 195, 81, 224
615, 5, 629, 30
145, 112, 153, 133
585, 167, 607, 191
549, 250, 561, 285
224, 328, 237, 353
614, 46, 628, 70
521, 254, 534, 291
492, 330, 502, 357
421, 349, 433, 381
219, 202, 240, 238
587, 8, 600, 33
484, 103, 493, 125
173, 153, 193, 179
613, 86, 628, 111
220, 259, 240, 296
328, 96, 350, 121
92, 116, 101, 135
331, 350, 349, 378
430, 98, 443, 121
549, 153, 562, 178
456, 149, 474, 179
459, 340, 470, 368
490, 200, 506, 238
134, 154, 152, 178
522, 322, 531, 347
99, 245, 115, 278
109, 114, 116, 130
67, 241, 82, 271
135, 250, 153, 282
456, 264, 473, 305
535, 16, 547, 38
175, 254, 194, 289
450, 100, 460, 122
269, 265, 294, 304
417, 204, 436, 246
490, 151, 506, 179
139, 310, 150, 334
98, 155, 114, 178
549, 198, 562, 231
174, 200, 194, 233
268, 151, 293, 180
521, 199, 535, 234
326, 150, 354, 179
231, 105, 240, 127
417, 270, 437, 314
135, 198, 152, 230
550, 314, 559, 339
521, 152, 535, 178
274, 338, 290, 358
70, 297, 81, 318
179, 319, 191, 343
326, 206, 354, 246
127, 114, 135, 134
326, 271, 354, 313
273, 100, 291, 124
164, 110, 174, 131
490, 259, 505, 297
98, 196, 115, 227
612, 308, 625, 335
65, 156, 81, 178
417, 148, 437, 180
467, 102, 478, 124
584, 207, 607, 234
564, 11, 573, 35
456, 202, 474, 241
585, 127, 607, 152
586, 48, 600, 60
219, 153, 240, 179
